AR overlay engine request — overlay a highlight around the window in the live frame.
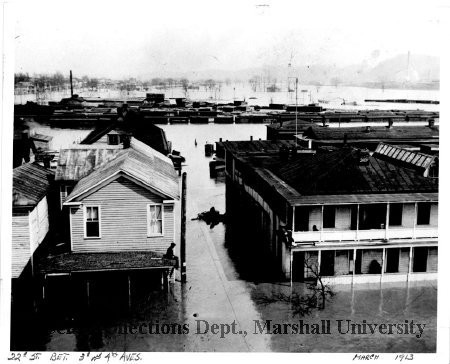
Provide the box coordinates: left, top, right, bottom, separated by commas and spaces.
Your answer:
107, 133, 119, 145
416, 203, 431, 225
148, 204, 163, 236
323, 206, 336, 228
84, 206, 100, 238
294, 206, 309, 232
389, 203, 403, 226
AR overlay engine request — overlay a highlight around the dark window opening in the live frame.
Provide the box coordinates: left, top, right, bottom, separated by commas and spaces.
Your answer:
359, 204, 387, 230
389, 204, 403, 226
323, 206, 336, 228
294, 206, 309, 232
385, 248, 400, 273
107, 134, 119, 145
350, 205, 358, 230
417, 203, 431, 225
413, 247, 428, 272
320, 250, 335, 276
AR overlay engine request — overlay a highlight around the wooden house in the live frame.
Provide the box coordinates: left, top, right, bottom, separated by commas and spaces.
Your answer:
12, 163, 54, 279
36, 138, 180, 289
223, 141, 438, 284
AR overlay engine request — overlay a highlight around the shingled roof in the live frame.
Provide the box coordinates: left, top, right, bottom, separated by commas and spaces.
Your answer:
13, 163, 54, 208
65, 138, 179, 203
267, 147, 438, 196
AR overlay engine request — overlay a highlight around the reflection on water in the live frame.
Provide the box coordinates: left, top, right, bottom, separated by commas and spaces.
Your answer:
11, 123, 437, 352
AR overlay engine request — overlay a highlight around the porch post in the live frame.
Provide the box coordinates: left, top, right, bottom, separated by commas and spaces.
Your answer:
127, 274, 131, 309
413, 203, 417, 239
86, 280, 90, 307
385, 203, 390, 240
317, 250, 322, 275
290, 249, 293, 291
381, 248, 386, 281
353, 248, 357, 280
356, 204, 360, 241
408, 247, 413, 280
320, 205, 324, 242
292, 206, 295, 232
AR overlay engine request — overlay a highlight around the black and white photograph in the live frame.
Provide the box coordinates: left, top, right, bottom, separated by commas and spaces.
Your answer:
1, 0, 449, 360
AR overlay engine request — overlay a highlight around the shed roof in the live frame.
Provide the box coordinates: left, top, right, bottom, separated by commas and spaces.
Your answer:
13, 163, 54, 207
303, 125, 439, 141
36, 251, 176, 274
65, 138, 179, 202
218, 139, 302, 155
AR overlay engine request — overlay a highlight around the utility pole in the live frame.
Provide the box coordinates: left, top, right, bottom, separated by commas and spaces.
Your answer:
180, 172, 187, 283
69, 70, 73, 97
295, 77, 298, 148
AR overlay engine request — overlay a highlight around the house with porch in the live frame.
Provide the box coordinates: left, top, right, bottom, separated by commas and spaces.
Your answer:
223, 142, 438, 284
37, 138, 180, 300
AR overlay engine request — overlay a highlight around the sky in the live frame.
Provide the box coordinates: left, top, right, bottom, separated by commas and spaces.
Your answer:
13, 0, 442, 79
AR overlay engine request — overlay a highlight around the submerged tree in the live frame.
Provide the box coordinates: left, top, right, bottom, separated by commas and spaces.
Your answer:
256, 257, 335, 316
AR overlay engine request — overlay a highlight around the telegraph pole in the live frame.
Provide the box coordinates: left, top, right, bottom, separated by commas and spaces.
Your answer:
180, 172, 187, 283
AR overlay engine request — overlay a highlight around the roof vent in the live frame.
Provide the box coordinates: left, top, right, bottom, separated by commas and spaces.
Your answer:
358, 149, 370, 165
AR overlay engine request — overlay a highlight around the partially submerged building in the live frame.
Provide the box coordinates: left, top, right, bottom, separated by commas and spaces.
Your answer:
223, 142, 438, 284
36, 138, 180, 299
12, 163, 54, 279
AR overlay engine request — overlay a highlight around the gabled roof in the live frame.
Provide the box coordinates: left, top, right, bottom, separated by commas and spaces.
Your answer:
13, 163, 54, 207
65, 138, 179, 202
80, 120, 171, 155
56, 146, 123, 181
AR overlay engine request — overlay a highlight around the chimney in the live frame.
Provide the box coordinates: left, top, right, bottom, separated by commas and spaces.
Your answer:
428, 118, 435, 128
387, 119, 393, 128
43, 155, 52, 169
122, 134, 131, 149
364, 126, 371, 133
250, 136, 253, 141
358, 148, 370, 165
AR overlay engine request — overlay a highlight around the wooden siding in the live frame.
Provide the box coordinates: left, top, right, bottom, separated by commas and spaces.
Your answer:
427, 247, 438, 272
71, 177, 176, 253
12, 212, 30, 278
29, 197, 49, 253
360, 249, 383, 274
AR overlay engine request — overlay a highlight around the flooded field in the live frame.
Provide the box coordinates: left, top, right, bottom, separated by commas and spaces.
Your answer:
11, 123, 437, 352
15, 84, 439, 112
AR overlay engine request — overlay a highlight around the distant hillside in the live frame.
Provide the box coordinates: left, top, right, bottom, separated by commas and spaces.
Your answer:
172, 53, 439, 89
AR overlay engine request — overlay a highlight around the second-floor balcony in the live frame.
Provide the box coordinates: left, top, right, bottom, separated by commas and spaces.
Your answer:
292, 202, 438, 243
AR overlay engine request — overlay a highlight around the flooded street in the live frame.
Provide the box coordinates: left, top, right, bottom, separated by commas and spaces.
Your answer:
12, 123, 437, 352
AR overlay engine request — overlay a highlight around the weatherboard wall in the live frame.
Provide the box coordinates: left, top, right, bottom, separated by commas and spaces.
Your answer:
70, 177, 176, 254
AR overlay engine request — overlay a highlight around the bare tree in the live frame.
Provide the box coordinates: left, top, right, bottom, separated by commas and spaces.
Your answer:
256, 256, 335, 316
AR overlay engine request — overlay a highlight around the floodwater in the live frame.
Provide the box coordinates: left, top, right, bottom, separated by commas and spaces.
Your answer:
11, 123, 437, 352
15, 83, 439, 112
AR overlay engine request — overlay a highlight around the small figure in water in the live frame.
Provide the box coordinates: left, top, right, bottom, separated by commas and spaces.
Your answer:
195, 139, 197, 147
192, 206, 225, 228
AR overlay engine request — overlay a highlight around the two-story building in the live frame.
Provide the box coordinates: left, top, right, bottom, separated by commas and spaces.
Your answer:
222, 142, 438, 284
36, 138, 180, 300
